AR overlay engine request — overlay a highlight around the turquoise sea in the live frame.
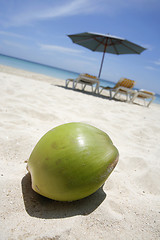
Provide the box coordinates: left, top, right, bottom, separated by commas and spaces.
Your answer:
0, 54, 160, 104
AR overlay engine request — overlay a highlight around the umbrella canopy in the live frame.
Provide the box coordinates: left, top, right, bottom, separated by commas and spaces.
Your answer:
68, 32, 146, 79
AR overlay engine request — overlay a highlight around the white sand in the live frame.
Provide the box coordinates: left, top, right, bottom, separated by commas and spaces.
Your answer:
0, 65, 160, 240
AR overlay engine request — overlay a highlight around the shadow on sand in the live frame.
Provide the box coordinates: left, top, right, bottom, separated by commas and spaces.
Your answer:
54, 84, 128, 103
21, 173, 106, 219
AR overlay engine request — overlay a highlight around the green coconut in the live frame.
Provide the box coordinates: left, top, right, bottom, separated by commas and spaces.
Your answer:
27, 122, 119, 201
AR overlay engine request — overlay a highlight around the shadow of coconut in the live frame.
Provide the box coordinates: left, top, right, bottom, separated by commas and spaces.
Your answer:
21, 173, 106, 219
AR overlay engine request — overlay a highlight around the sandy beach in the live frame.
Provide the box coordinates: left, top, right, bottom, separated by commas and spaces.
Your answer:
0, 65, 160, 240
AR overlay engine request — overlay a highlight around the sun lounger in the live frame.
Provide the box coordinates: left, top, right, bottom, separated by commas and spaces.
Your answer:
66, 78, 74, 87
99, 78, 136, 101
130, 89, 155, 107
66, 73, 99, 93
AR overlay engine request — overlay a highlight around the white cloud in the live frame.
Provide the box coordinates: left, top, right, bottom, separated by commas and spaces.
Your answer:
154, 59, 160, 66
40, 44, 83, 54
37, 0, 97, 19
4, 0, 102, 27
39, 43, 97, 61
145, 66, 157, 71
3, 40, 29, 49
0, 31, 29, 39
1, 0, 160, 27
141, 44, 153, 51
145, 59, 160, 71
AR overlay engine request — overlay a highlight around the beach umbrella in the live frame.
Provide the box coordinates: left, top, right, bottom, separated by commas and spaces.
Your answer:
67, 32, 146, 79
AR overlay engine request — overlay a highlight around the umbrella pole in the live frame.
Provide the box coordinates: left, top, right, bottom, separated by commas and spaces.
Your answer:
95, 50, 106, 94
98, 41, 108, 79
98, 51, 106, 79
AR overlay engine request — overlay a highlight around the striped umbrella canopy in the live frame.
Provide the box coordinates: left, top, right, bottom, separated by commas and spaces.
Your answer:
68, 32, 146, 79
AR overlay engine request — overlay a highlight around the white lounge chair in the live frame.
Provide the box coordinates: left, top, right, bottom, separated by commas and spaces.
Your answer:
131, 89, 155, 107
99, 78, 136, 101
66, 73, 99, 93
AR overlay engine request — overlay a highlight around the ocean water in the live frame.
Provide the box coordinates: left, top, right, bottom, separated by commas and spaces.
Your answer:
0, 54, 160, 104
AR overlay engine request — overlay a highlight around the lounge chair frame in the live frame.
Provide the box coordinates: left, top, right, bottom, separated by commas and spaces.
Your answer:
130, 90, 155, 107
113, 87, 137, 101
99, 78, 136, 101
66, 74, 99, 93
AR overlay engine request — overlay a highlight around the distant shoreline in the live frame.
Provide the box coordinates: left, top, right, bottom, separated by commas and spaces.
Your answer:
0, 53, 80, 76
0, 64, 64, 86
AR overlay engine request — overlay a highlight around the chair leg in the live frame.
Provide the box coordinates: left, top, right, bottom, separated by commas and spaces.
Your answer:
130, 92, 138, 103
126, 93, 129, 102
92, 86, 93, 92
109, 90, 112, 99
73, 81, 78, 89
66, 79, 69, 87
94, 85, 99, 94
112, 89, 119, 99
99, 88, 103, 94
82, 84, 86, 91
147, 97, 154, 107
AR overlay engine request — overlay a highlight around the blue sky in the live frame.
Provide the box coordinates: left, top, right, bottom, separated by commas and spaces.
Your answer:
0, 0, 160, 93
